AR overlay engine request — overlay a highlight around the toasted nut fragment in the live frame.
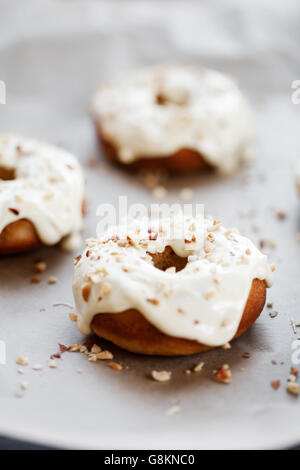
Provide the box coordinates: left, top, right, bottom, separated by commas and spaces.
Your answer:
214, 364, 232, 384
101, 282, 112, 296
88, 355, 97, 362
91, 344, 102, 354
147, 298, 160, 305
32, 364, 43, 371
287, 381, 299, 396
271, 380, 281, 390
82, 284, 91, 301
96, 350, 113, 360
34, 261, 47, 273
290, 366, 298, 376
16, 356, 28, 366
48, 276, 57, 285
69, 312, 78, 323
151, 370, 172, 382
108, 362, 123, 371
193, 361, 204, 373
69, 343, 81, 352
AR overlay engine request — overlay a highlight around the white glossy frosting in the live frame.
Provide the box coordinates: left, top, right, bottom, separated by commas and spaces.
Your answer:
0, 135, 84, 249
73, 215, 273, 346
91, 65, 255, 174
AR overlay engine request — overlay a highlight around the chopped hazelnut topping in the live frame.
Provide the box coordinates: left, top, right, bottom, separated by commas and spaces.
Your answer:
91, 344, 102, 354
204, 290, 215, 300
88, 355, 97, 362
69, 312, 78, 323
30, 276, 41, 284
287, 381, 299, 396
271, 380, 281, 390
32, 364, 43, 371
151, 370, 172, 382
96, 350, 113, 360
48, 276, 57, 285
193, 361, 204, 372
276, 210, 286, 220
147, 298, 160, 305
69, 344, 81, 352
34, 261, 47, 273
267, 302, 273, 308
152, 185, 167, 200
82, 283, 91, 301
108, 361, 123, 371
49, 360, 57, 369
214, 364, 232, 384
16, 356, 28, 366
245, 248, 251, 255
270, 264, 276, 272
20, 382, 28, 391
291, 366, 298, 376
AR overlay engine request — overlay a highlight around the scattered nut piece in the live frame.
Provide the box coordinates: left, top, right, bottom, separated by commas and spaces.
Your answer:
179, 188, 193, 202
287, 381, 299, 396
34, 261, 47, 273
193, 361, 204, 373
32, 364, 43, 371
16, 356, 28, 366
88, 355, 97, 362
82, 283, 91, 301
48, 276, 57, 285
214, 364, 232, 384
20, 382, 28, 390
276, 210, 286, 220
91, 344, 102, 354
69, 312, 78, 323
291, 366, 298, 376
152, 185, 167, 200
17, 368, 24, 375
49, 360, 57, 369
271, 380, 281, 390
30, 276, 41, 284
96, 350, 114, 360
152, 370, 172, 382
108, 362, 122, 371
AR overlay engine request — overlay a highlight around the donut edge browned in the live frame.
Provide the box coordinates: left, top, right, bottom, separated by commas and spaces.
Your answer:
91, 278, 267, 356
94, 123, 211, 174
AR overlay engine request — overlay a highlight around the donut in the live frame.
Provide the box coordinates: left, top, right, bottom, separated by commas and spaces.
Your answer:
90, 65, 254, 174
72, 215, 274, 356
0, 135, 85, 255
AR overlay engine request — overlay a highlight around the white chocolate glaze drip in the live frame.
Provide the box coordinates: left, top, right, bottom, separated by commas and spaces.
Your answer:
91, 65, 255, 174
0, 135, 84, 248
73, 216, 273, 346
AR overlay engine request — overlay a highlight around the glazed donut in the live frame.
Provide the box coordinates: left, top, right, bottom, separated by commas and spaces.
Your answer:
90, 65, 254, 174
0, 135, 85, 255
72, 216, 273, 356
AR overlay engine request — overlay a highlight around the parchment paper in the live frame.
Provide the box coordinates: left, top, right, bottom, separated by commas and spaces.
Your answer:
0, 0, 300, 449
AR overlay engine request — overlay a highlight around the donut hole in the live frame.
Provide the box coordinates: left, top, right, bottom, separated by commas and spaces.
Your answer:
149, 245, 188, 272
0, 166, 16, 180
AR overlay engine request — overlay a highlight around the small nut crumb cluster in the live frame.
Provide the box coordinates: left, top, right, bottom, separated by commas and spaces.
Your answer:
213, 364, 232, 384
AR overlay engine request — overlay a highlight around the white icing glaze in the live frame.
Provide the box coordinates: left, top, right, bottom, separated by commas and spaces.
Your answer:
73, 215, 273, 346
0, 135, 84, 248
91, 65, 255, 174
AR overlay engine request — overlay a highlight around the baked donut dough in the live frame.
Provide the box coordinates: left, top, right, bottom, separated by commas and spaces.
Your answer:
0, 135, 85, 255
90, 65, 254, 174
73, 216, 273, 356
